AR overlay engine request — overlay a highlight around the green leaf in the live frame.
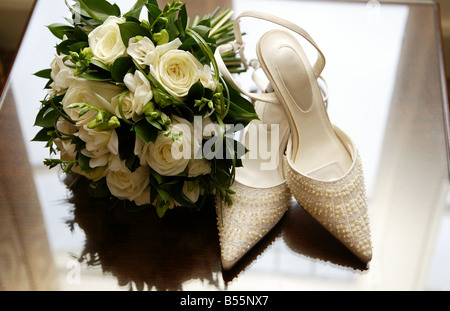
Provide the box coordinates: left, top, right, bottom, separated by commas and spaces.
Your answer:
56, 39, 79, 55
78, 71, 111, 82
72, 26, 89, 41
191, 25, 211, 39
124, 0, 147, 20
76, 0, 121, 23
77, 152, 92, 172
146, 3, 162, 24
32, 127, 54, 142
186, 81, 205, 104
90, 60, 110, 72
151, 169, 163, 185
222, 81, 258, 126
34, 106, 59, 128
156, 202, 169, 218
68, 41, 89, 53
224, 102, 259, 127
134, 118, 158, 143
178, 4, 187, 29
110, 56, 135, 82
147, 0, 159, 7
145, 116, 163, 130
157, 188, 170, 202
47, 23, 74, 40
34, 69, 52, 79
118, 21, 151, 47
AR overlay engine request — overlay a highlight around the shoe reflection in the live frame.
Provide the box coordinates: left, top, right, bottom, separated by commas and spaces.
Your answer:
282, 203, 369, 271
65, 174, 222, 291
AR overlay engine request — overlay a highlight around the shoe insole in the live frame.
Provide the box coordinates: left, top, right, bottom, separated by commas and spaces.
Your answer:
257, 30, 352, 181
235, 101, 289, 188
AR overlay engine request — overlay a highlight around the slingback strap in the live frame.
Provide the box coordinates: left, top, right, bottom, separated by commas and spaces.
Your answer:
215, 43, 280, 104
214, 10, 327, 105
233, 10, 326, 78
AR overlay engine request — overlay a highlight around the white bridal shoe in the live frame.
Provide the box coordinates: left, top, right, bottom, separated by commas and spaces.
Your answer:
214, 99, 291, 270
214, 54, 291, 270
251, 11, 372, 264
214, 14, 331, 270
216, 11, 372, 266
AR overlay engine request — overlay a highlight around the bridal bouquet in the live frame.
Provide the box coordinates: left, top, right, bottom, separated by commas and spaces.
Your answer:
33, 0, 257, 217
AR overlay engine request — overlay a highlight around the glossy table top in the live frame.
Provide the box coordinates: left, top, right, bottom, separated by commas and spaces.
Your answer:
0, 0, 449, 291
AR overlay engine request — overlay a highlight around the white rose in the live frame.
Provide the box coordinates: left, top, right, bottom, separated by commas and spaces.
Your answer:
187, 159, 211, 177
154, 49, 216, 99
106, 156, 150, 203
113, 70, 153, 118
182, 181, 200, 203
127, 36, 156, 68
148, 38, 182, 65
76, 124, 119, 168
88, 16, 127, 65
111, 91, 135, 120
134, 115, 193, 176
62, 79, 123, 125
128, 37, 183, 69
50, 54, 75, 92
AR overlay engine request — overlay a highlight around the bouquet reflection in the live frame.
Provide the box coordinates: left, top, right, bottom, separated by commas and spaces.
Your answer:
65, 173, 222, 291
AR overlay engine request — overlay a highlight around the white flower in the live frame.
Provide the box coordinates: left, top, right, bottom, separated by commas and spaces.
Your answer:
148, 38, 182, 67
127, 36, 156, 68
50, 54, 75, 92
76, 124, 119, 168
54, 120, 107, 181
199, 64, 217, 91
54, 119, 77, 156
153, 49, 216, 99
187, 159, 211, 177
62, 79, 123, 125
128, 37, 182, 69
106, 156, 150, 204
134, 115, 193, 176
88, 16, 127, 65
182, 181, 200, 203
111, 91, 135, 120
114, 70, 153, 118
134, 187, 151, 206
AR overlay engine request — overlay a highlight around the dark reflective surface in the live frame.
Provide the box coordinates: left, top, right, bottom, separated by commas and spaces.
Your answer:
65, 174, 222, 291
63, 172, 368, 290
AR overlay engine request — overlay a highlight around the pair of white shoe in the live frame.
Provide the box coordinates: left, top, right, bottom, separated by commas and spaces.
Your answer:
214, 11, 373, 270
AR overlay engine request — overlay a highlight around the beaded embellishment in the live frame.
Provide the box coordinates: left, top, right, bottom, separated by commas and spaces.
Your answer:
216, 180, 291, 267
284, 152, 373, 264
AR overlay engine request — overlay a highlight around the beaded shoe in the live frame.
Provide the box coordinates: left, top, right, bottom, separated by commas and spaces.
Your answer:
254, 13, 372, 264
215, 98, 291, 270
213, 11, 332, 270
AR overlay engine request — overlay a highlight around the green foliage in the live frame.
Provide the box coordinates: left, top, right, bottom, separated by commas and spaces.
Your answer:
34, 0, 256, 217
